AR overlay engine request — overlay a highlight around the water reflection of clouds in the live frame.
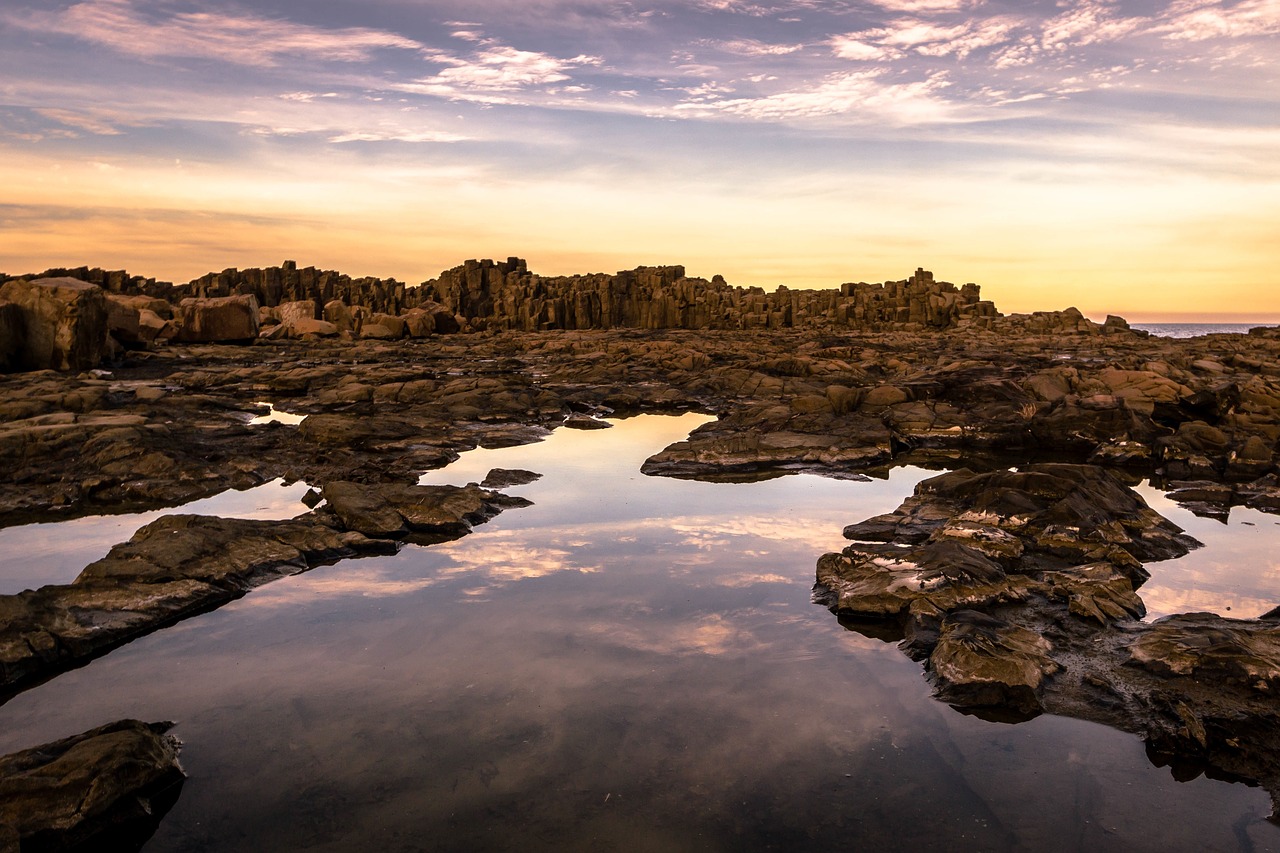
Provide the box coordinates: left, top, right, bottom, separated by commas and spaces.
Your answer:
584, 612, 762, 657
1135, 482, 1280, 620
0, 478, 314, 594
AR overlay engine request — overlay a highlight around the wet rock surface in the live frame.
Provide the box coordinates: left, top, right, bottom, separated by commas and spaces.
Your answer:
0, 719, 184, 852
0, 484, 527, 699
4, 259, 1280, 841
816, 464, 1280, 815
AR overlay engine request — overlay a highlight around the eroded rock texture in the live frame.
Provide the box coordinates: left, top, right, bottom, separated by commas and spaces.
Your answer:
816, 464, 1280, 815
0, 278, 110, 373
0, 719, 184, 852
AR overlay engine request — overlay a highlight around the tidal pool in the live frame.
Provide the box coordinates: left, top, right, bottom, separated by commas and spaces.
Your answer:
0, 414, 1276, 851
0, 478, 315, 595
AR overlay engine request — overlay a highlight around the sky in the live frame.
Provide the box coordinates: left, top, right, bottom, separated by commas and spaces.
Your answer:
0, 0, 1277, 320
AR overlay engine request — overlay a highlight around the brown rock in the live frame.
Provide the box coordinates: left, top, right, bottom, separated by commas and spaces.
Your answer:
0, 277, 109, 372
0, 719, 184, 851
173, 295, 260, 343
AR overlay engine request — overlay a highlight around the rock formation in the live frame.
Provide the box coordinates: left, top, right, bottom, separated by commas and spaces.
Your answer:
172, 294, 260, 343
816, 464, 1280, 815
0, 719, 184, 851
0, 483, 529, 697
0, 278, 110, 372
420, 258, 1000, 333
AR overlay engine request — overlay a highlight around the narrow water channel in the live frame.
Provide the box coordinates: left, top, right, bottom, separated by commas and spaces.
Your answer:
0, 414, 1274, 851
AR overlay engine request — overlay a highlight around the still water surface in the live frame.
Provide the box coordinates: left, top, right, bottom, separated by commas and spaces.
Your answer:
0, 414, 1277, 851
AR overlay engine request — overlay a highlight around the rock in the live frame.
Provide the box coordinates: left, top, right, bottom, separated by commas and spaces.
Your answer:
323, 300, 354, 332
320, 481, 531, 543
0, 277, 109, 372
817, 463, 1280, 813
104, 293, 143, 346
930, 610, 1059, 718
564, 414, 611, 430
0, 302, 22, 372
0, 719, 184, 851
277, 300, 317, 327
359, 323, 396, 340
173, 295, 260, 343
288, 318, 339, 338
1, 481, 530, 693
480, 468, 543, 488
421, 260, 985, 332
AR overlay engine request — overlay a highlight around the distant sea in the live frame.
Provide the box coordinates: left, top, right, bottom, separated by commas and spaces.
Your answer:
1131, 323, 1276, 339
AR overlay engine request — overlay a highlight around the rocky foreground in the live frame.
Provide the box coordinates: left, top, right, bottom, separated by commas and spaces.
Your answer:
3, 258, 1280, 844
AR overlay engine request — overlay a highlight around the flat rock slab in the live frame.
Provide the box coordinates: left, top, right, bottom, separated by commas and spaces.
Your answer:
0, 719, 184, 852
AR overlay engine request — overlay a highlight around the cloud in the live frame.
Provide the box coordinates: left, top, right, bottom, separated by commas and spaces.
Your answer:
676, 68, 956, 124
328, 130, 469, 144
33, 108, 124, 136
1040, 2, 1144, 50
832, 16, 1021, 62
399, 39, 603, 105
869, 0, 985, 11
1155, 0, 1280, 41
706, 38, 806, 56
11, 0, 422, 67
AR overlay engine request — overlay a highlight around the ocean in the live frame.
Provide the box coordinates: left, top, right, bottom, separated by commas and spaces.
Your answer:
1132, 322, 1275, 338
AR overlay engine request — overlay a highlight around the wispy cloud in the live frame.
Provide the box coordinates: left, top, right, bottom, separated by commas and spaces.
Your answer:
33, 108, 124, 136
1155, 0, 1280, 40
398, 33, 603, 105
10, 0, 422, 66
676, 68, 957, 123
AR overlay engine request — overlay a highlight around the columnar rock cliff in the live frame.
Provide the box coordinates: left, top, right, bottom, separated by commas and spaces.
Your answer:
185, 260, 411, 316
420, 258, 998, 332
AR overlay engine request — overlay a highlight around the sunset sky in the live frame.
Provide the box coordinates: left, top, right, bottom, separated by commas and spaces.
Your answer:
1, 0, 1277, 320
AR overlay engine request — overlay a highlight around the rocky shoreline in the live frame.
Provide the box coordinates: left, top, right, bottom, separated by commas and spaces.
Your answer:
3, 258, 1280, 846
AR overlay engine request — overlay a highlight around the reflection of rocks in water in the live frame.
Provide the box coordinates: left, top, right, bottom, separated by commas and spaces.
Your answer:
0, 719, 184, 852
0, 483, 530, 702
815, 463, 1280, 815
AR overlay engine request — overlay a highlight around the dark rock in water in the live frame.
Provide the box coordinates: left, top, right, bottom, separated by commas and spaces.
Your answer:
320, 481, 530, 543
480, 468, 543, 488
563, 414, 611, 430
816, 463, 1280, 816
0, 719, 184, 852
0, 484, 529, 699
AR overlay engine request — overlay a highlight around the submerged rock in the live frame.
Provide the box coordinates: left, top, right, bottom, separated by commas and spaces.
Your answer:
0, 719, 184, 852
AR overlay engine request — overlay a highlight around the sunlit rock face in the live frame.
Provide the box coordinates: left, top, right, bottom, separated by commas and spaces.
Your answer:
817, 463, 1280, 816
420, 258, 997, 333
0, 277, 110, 372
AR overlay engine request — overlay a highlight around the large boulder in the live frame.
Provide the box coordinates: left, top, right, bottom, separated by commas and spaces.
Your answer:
173, 294, 260, 343
104, 293, 143, 347
0, 719, 185, 851
0, 302, 22, 372
277, 300, 317, 327
0, 277, 109, 372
